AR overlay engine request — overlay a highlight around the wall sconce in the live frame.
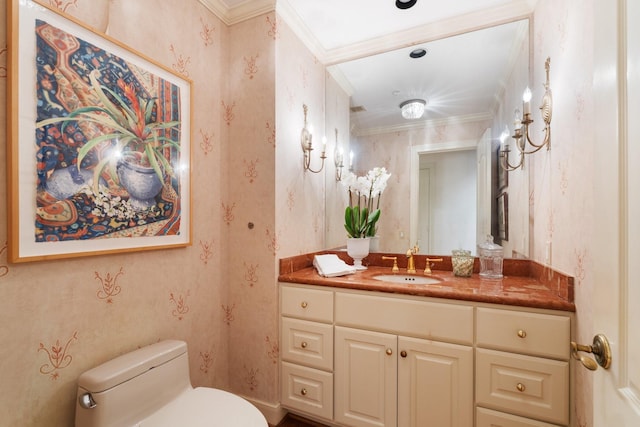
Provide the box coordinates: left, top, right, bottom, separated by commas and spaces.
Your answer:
301, 104, 326, 173
334, 128, 344, 181
500, 57, 553, 172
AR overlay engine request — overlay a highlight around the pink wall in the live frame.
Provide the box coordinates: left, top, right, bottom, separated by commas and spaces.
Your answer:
0, 0, 600, 425
530, 1, 595, 425
0, 0, 328, 424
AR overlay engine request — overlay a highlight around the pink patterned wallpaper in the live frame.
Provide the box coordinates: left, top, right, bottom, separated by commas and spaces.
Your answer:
0, 0, 599, 425
0, 0, 320, 424
529, 1, 596, 426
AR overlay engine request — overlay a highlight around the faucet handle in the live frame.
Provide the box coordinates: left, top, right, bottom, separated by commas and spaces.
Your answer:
382, 256, 399, 272
424, 257, 443, 275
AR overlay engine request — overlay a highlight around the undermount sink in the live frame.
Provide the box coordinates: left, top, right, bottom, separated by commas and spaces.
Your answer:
372, 274, 442, 285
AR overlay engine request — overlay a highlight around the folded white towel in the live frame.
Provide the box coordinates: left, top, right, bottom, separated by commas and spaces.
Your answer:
313, 254, 356, 277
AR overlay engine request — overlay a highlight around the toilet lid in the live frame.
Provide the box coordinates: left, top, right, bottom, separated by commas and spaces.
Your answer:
139, 387, 268, 427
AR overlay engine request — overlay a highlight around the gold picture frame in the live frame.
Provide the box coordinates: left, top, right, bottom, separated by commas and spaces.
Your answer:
6, 0, 192, 262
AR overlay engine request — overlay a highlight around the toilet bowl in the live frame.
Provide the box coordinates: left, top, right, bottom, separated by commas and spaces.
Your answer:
75, 340, 268, 427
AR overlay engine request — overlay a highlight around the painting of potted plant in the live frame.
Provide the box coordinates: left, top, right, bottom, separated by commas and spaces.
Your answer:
37, 69, 181, 210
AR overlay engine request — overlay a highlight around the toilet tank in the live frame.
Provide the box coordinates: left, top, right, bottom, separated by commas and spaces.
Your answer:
75, 340, 192, 427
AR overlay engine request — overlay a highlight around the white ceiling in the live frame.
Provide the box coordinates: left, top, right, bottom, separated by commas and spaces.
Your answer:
199, 0, 535, 134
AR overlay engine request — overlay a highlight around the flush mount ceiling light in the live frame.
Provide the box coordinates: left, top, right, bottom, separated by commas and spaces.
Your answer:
396, 0, 417, 10
399, 99, 426, 119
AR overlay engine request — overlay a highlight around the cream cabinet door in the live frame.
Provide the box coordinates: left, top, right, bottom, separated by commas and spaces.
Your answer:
335, 326, 398, 427
398, 336, 473, 427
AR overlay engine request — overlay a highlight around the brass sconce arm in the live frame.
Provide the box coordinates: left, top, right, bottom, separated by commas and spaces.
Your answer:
500, 57, 553, 172
301, 104, 326, 173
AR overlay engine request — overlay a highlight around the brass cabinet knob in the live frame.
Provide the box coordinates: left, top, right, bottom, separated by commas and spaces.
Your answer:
400, 350, 407, 358
517, 329, 527, 338
301, 341, 308, 349
516, 383, 526, 392
386, 348, 393, 355
301, 301, 308, 308
300, 388, 307, 396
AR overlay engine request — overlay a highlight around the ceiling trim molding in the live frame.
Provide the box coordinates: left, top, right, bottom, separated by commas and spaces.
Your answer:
352, 112, 494, 137
198, 0, 276, 26
276, 0, 327, 59
278, 0, 534, 66
326, 66, 354, 97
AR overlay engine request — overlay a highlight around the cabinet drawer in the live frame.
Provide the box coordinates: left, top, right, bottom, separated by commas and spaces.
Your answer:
281, 361, 333, 420
476, 308, 570, 359
477, 407, 562, 427
281, 317, 333, 371
281, 286, 333, 322
476, 348, 569, 425
335, 291, 473, 344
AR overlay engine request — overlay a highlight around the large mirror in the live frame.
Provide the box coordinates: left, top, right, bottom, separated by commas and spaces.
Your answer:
325, 19, 531, 257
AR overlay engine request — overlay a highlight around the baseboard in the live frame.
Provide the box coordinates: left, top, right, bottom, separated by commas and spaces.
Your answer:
242, 396, 288, 426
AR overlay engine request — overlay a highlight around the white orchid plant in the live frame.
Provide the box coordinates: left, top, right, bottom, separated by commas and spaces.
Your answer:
342, 167, 391, 238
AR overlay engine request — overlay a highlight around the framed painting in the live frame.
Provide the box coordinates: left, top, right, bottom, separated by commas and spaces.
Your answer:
497, 192, 508, 242
6, 0, 192, 262
497, 147, 508, 191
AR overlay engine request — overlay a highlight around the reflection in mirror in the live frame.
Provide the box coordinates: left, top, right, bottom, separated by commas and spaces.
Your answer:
325, 19, 530, 258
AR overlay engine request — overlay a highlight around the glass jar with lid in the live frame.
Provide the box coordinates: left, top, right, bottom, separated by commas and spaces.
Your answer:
477, 235, 503, 279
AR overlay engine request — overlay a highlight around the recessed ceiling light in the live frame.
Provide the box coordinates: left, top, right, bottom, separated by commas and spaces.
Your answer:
409, 48, 427, 58
396, 0, 417, 10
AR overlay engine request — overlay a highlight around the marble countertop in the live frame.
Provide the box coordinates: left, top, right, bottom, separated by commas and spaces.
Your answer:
278, 252, 575, 312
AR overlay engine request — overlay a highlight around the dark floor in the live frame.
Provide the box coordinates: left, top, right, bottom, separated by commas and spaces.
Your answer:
273, 413, 330, 427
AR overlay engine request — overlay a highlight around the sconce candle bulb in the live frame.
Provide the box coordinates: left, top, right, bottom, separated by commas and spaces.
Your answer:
500, 57, 553, 172
334, 128, 344, 181
301, 104, 326, 173
522, 86, 532, 115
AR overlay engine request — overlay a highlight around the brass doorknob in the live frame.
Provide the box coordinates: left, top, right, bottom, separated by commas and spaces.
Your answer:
386, 348, 393, 355
400, 350, 407, 358
571, 334, 612, 370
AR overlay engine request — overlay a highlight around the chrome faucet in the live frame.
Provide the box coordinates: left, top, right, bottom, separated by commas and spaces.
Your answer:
406, 245, 419, 273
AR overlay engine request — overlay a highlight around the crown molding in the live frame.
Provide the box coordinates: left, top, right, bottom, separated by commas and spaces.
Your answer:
198, 0, 276, 26
275, 0, 327, 60
326, 65, 354, 98
277, 0, 535, 66
352, 112, 494, 137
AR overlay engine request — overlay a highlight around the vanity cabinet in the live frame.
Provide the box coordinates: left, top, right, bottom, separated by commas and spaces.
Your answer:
475, 307, 571, 426
279, 283, 573, 427
334, 291, 474, 427
280, 286, 334, 420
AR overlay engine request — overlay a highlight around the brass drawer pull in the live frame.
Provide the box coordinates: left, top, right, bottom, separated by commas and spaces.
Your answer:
517, 329, 527, 338
386, 348, 393, 355
300, 388, 307, 396
301, 341, 308, 349
516, 383, 526, 392
301, 301, 308, 308
400, 350, 407, 358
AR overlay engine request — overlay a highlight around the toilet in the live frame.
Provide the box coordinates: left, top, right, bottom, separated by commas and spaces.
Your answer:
75, 340, 268, 427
